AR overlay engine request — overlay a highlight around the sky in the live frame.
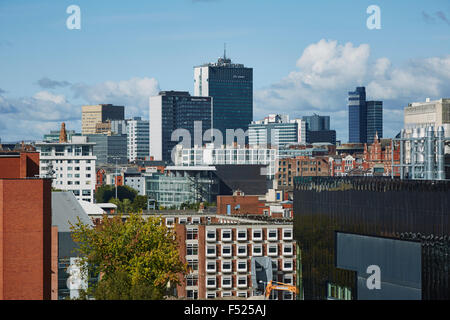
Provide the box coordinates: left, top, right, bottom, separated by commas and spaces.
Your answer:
0, 0, 450, 142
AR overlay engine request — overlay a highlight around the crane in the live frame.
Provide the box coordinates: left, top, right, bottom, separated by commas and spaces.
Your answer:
264, 280, 298, 299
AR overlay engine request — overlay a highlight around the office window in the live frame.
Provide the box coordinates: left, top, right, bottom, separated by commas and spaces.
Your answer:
237, 276, 247, 287
222, 276, 232, 288
268, 229, 278, 240
283, 229, 293, 240
186, 274, 198, 286
222, 245, 232, 257
237, 245, 247, 257
186, 228, 198, 240
187, 259, 198, 272
187, 243, 198, 256
252, 244, 263, 256
237, 229, 247, 241
252, 229, 262, 241
222, 229, 232, 242
186, 290, 198, 300
206, 277, 216, 288
237, 260, 247, 272
222, 261, 232, 273
206, 261, 216, 272
206, 230, 216, 241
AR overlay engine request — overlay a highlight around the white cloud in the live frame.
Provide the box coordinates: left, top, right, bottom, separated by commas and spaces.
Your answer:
71, 77, 160, 118
0, 77, 161, 141
255, 39, 450, 141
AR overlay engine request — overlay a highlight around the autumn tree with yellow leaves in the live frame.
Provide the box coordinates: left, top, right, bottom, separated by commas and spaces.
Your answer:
70, 213, 187, 300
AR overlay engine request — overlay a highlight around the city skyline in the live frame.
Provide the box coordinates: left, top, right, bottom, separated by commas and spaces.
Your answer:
1, 0, 450, 142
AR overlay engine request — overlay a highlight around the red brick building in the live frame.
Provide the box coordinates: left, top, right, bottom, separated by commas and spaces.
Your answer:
363, 133, 400, 176
276, 156, 330, 187
0, 152, 52, 300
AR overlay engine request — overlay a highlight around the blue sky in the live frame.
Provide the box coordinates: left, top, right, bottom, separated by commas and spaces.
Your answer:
1, 0, 450, 142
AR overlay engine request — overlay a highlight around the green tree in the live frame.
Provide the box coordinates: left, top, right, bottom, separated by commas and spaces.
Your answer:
95, 185, 138, 203
70, 213, 187, 300
132, 195, 148, 212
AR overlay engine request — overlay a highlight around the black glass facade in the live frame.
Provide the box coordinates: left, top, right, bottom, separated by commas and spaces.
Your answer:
203, 64, 253, 137
160, 92, 212, 162
366, 100, 383, 144
293, 176, 450, 300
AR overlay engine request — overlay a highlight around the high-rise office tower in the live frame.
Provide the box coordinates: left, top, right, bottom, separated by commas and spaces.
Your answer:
194, 50, 253, 137
149, 91, 212, 162
127, 117, 150, 162
348, 87, 367, 143
302, 114, 336, 144
366, 101, 383, 144
81, 104, 125, 135
348, 87, 383, 144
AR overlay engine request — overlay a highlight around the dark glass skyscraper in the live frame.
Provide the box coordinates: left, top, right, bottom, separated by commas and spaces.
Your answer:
348, 87, 383, 144
348, 87, 367, 143
149, 91, 212, 162
194, 53, 253, 138
302, 114, 330, 131
366, 100, 383, 144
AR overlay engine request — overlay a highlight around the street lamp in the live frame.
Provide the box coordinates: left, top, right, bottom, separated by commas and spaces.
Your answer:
258, 280, 267, 300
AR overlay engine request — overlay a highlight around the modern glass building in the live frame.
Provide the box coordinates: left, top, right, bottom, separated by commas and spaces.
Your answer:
302, 114, 330, 131
293, 176, 450, 300
194, 54, 253, 137
348, 87, 367, 143
85, 134, 128, 165
348, 87, 383, 144
149, 91, 212, 162
127, 117, 150, 162
366, 101, 383, 144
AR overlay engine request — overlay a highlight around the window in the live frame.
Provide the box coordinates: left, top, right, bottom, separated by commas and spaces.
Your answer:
221, 229, 232, 242
268, 244, 278, 256
252, 229, 262, 241
222, 261, 232, 273
237, 260, 247, 272
186, 228, 198, 240
206, 261, 216, 273
179, 217, 187, 224
237, 276, 247, 288
206, 277, 216, 288
237, 229, 247, 241
187, 259, 198, 272
206, 245, 216, 257
222, 276, 232, 289
206, 292, 216, 299
206, 230, 216, 242
252, 244, 262, 256
237, 291, 248, 298
222, 291, 232, 297
187, 243, 198, 256
282, 259, 293, 271
186, 274, 198, 287
283, 275, 293, 285
192, 217, 200, 224
283, 243, 293, 256
268, 229, 278, 241
283, 228, 293, 240
186, 290, 198, 300
166, 218, 175, 226
82, 190, 91, 196
222, 245, 232, 257
237, 245, 247, 257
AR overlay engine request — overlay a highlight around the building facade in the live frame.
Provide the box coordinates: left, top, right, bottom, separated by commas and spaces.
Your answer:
127, 117, 150, 162
173, 144, 277, 177
172, 214, 295, 300
275, 156, 330, 187
194, 54, 253, 136
149, 91, 212, 162
0, 152, 52, 300
86, 134, 128, 165
81, 104, 124, 135
36, 136, 97, 202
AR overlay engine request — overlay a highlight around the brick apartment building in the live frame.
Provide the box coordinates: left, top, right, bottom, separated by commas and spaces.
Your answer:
166, 213, 296, 300
276, 156, 330, 187
0, 152, 52, 300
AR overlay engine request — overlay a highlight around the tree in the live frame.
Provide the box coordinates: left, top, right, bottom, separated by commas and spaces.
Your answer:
95, 185, 138, 203
132, 195, 148, 212
70, 213, 188, 300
